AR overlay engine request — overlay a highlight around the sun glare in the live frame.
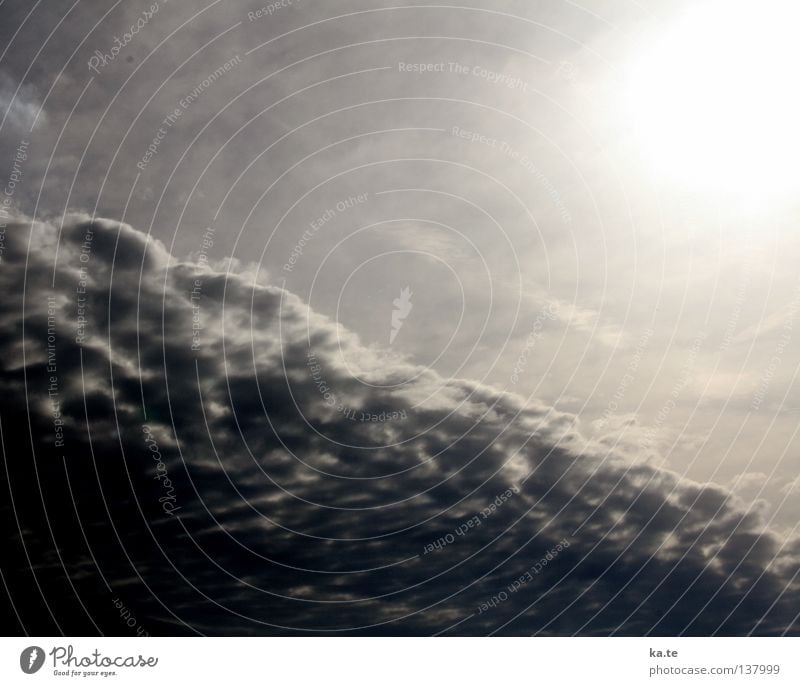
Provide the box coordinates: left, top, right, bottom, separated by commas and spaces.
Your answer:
625, 0, 800, 198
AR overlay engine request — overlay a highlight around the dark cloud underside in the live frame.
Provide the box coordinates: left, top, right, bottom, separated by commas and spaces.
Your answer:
1, 217, 798, 636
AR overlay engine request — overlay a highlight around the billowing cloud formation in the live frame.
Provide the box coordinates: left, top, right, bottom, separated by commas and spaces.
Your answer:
1, 216, 798, 636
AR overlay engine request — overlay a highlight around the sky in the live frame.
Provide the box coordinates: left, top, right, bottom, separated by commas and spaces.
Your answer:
1, 0, 799, 635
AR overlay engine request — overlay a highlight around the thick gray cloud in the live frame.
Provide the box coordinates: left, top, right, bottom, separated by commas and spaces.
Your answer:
1, 215, 798, 635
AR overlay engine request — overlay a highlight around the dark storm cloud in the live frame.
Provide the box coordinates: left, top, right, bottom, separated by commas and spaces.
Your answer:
1, 215, 799, 636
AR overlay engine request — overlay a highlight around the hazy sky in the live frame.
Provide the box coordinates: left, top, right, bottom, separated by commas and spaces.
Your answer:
2, 0, 800, 635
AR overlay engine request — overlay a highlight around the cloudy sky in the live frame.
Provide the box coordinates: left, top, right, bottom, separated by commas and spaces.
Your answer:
1, 0, 800, 635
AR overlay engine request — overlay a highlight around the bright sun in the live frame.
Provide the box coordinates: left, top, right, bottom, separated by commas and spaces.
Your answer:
625, 0, 800, 198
